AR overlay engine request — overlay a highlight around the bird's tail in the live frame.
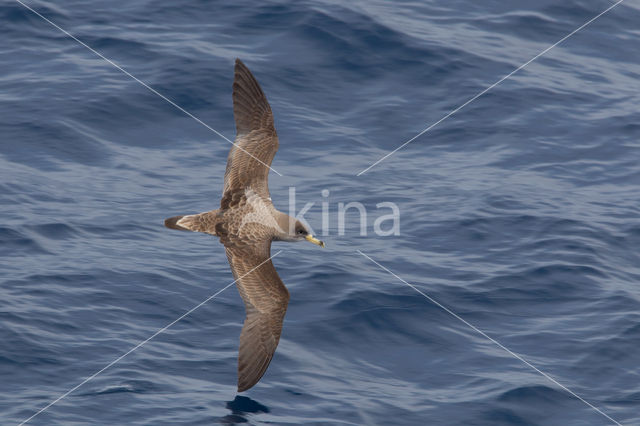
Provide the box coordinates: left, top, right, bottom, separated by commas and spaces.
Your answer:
164, 209, 221, 236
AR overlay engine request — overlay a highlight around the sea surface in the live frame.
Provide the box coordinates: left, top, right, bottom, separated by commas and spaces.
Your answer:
1, 0, 640, 425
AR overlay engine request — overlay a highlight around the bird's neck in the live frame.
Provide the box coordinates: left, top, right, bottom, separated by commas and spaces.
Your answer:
273, 211, 297, 241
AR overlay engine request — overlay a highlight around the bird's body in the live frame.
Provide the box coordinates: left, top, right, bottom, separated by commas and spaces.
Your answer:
164, 59, 323, 392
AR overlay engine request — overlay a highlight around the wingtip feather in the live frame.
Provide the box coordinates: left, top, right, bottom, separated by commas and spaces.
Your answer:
232, 59, 272, 136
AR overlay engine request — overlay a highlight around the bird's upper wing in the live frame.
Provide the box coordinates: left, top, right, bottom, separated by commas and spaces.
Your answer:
222, 59, 278, 206
225, 241, 289, 392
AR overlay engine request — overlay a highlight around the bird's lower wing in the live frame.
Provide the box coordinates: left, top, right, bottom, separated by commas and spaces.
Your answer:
225, 243, 290, 392
237, 302, 287, 391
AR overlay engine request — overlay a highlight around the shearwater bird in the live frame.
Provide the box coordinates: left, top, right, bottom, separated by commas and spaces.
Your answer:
164, 59, 324, 392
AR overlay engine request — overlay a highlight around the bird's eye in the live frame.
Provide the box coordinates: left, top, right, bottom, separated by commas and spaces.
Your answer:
297, 229, 306, 235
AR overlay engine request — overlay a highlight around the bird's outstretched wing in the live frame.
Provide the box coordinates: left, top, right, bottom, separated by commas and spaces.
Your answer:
225, 241, 289, 392
222, 59, 278, 206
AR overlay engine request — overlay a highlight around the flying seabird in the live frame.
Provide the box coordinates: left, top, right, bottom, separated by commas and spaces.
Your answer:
164, 59, 324, 392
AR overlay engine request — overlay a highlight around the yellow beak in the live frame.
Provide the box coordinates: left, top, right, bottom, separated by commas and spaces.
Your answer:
305, 234, 325, 248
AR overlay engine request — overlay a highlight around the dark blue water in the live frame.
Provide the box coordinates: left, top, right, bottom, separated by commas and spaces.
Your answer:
2, 0, 639, 424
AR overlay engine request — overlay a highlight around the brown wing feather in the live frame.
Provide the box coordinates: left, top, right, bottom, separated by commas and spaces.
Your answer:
225, 242, 289, 392
223, 59, 278, 203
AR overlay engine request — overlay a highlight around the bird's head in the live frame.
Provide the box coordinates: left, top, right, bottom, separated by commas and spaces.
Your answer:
274, 214, 324, 247
275, 215, 324, 247
292, 220, 325, 247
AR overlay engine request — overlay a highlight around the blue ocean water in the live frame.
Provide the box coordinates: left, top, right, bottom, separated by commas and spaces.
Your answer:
1, 0, 640, 424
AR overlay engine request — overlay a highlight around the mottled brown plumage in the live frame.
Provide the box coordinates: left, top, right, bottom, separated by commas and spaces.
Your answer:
164, 59, 324, 392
